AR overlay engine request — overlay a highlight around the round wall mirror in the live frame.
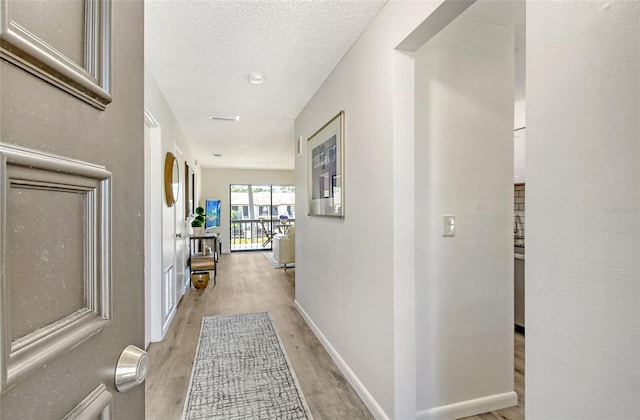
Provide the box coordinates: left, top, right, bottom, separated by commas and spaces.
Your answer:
164, 152, 179, 206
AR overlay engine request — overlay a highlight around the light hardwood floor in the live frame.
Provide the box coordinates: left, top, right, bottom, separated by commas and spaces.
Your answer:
144, 252, 373, 419
145, 252, 525, 420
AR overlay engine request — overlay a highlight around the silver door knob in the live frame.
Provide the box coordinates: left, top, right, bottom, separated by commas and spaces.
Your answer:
176, 233, 183, 238
115, 345, 149, 392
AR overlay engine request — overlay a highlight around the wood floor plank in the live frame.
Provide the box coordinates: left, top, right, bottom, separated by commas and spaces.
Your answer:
145, 251, 525, 420
145, 252, 373, 419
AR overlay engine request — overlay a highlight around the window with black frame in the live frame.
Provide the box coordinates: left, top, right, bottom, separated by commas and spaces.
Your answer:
229, 184, 295, 251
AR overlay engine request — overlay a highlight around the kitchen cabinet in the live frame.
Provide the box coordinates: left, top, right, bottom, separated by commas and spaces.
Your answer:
514, 127, 525, 184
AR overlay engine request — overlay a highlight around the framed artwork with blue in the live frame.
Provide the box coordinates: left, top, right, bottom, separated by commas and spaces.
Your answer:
205, 199, 221, 228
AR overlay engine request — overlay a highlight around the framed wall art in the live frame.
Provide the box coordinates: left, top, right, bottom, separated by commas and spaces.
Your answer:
307, 111, 344, 217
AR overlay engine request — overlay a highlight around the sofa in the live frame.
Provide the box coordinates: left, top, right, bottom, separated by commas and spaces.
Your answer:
272, 226, 295, 270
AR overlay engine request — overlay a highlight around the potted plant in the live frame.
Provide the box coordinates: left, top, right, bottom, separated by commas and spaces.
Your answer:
191, 206, 205, 235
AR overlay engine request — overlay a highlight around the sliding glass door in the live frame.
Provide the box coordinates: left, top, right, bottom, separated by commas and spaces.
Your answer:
229, 184, 295, 251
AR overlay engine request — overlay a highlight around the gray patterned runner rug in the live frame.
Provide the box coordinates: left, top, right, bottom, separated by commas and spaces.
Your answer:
182, 312, 313, 419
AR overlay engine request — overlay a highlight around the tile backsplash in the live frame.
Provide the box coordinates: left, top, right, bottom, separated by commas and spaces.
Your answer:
514, 184, 525, 245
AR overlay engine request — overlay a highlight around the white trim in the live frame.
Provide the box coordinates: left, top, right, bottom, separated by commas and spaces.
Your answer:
144, 123, 151, 349
416, 391, 518, 420
182, 267, 190, 296
160, 264, 176, 339
396, 0, 475, 51
161, 305, 177, 340
144, 108, 160, 128
392, 48, 417, 420
294, 300, 390, 420
145, 122, 164, 344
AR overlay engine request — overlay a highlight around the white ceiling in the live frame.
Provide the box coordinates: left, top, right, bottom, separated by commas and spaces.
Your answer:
145, 0, 387, 170
145, 0, 524, 171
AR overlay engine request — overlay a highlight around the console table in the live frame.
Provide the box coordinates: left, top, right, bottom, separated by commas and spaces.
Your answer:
188, 232, 220, 287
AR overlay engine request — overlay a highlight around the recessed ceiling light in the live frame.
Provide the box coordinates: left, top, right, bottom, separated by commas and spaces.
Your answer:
209, 114, 239, 121
248, 72, 264, 84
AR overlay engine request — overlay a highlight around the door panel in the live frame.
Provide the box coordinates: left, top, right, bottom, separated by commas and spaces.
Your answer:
1, 146, 112, 392
7, 186, 85, 339
161, 152, 177, 336
0, 0, 144, 418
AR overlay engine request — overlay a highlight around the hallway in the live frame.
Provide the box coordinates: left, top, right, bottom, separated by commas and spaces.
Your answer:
145, 252, 373, 419
145, 251, 525, 419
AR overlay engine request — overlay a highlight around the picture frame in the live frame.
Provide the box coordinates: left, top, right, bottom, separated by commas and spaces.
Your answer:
205, 199, 221, 229
307, 111, 344, 217
164, 152, 179, 207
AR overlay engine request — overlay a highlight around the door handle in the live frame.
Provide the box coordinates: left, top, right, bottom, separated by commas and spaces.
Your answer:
115, 345, 149, 392
176, 233, 183, 238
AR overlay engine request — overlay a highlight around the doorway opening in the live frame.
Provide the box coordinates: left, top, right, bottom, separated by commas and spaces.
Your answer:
144, 110, 164, 348
229, 184, 295, 251
392, 0, 525, 417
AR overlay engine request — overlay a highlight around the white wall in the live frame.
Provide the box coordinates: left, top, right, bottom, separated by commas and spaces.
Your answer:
392, 48, 417, 420
514, 99, 526, 130
414, 16, 515, 417
527, 1, 640, 418
144, 120, 162, 347
145, 68, 196, 267
145, 68, 197, 341
148, 73, 182, 274
199, 168, 294, 253
294, 2, 451, 418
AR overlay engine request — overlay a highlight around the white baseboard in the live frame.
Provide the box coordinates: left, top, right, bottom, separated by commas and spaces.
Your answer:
161, 306, 177, 337
294, 300, 390, 420
416, 391, 518, 420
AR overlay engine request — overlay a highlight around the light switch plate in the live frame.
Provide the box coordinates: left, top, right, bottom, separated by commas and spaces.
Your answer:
443, 215, 455, 236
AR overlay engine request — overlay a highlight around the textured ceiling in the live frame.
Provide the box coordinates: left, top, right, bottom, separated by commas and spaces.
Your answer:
145, 0, 387, 170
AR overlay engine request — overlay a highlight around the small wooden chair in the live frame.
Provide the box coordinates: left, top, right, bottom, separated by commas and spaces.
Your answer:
259, 218, 275, 247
